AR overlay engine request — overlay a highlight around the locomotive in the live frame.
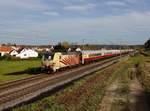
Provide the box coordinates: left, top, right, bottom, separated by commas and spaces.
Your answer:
42, 49, 133, 72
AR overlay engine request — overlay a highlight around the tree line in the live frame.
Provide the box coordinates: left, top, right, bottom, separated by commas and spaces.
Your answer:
144, 38, 150, 50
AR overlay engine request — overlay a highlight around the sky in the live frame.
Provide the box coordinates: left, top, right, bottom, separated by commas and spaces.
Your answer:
0, 0, 150, 45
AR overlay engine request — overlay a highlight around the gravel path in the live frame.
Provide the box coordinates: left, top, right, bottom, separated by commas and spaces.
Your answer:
99, 68, 150, 111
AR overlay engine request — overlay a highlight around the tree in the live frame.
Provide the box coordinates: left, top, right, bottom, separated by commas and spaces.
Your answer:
54, 42, 66, 52
61, 41, 70, 49
144, 38, 150, 50
54, 41, 70, 52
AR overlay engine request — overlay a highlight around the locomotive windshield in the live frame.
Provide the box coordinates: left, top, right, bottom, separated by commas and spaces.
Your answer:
43, 52, 54, 60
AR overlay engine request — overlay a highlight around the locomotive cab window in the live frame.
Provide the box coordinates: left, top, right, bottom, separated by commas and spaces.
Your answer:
43, 52, 54, 60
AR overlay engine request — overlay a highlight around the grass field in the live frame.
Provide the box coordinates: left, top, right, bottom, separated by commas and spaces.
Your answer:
13, 54, 150, 111
13, 56, 137, 111
1, 54, 148, 111
0, 59, 41, 83
136, 55, 150, 92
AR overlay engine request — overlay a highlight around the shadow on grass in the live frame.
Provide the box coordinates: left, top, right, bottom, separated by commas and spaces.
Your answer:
4, 67, 42, 75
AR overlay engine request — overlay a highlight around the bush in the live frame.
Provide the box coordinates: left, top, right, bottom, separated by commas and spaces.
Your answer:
145, 38, 150, 50
0, 55, 11, 60
38, 52, 43, 59
0, 55, 6, 60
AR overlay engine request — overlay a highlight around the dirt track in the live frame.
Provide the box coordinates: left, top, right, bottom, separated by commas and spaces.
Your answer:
99, 67, 150, 111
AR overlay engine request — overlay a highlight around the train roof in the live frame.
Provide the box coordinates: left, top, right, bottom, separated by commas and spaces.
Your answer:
53, 49, 133, 55
81, 50, 105, 54
81, 49, 123, 54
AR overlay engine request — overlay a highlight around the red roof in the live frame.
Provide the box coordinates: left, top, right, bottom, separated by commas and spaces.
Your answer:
0, 46, 13, 52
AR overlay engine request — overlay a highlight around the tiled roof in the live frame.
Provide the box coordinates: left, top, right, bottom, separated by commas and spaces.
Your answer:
0, 46, 13, 52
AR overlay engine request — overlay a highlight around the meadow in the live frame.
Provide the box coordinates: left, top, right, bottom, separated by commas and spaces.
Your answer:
13, 53, 150, 111
13, 55, 140, 111
0, 59, 41, 83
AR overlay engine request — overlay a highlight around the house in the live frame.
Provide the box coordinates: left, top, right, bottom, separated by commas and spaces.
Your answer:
16, 48, 38, 59
0, 46, 13, 56
9, 50, 18, 56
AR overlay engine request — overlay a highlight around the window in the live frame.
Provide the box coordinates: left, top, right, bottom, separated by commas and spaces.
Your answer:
24, 54, 27, 56
44, 52, 54, 60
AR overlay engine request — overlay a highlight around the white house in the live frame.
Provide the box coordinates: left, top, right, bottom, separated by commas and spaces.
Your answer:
16, 48, 38, 59
9, 50, 18, 56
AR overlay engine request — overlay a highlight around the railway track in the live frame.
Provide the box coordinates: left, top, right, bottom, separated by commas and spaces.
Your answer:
0, 74, 49, 91
0, 56, 127, 110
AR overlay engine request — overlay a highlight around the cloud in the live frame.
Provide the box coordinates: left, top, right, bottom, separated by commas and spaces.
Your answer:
106, 1, 127, 7
0, 0, 149, 44
1, 11, 150, 44
43, 11, 60, 16
124, 0, 140, 4
63, 3, 96, 11
0, 0, 48, 11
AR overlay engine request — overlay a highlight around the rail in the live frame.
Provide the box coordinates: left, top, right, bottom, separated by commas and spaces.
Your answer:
0, 55, 128, 110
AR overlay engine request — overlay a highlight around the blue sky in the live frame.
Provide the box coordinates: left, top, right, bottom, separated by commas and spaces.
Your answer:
0, 0, 150, 45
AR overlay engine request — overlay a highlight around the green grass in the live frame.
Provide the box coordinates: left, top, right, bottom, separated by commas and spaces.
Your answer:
10, 55, 147, 111
135, 55, 150, 92
13, 57, 133, 111
124, 54, 150, 92
141, 50, 150, 56
0, 59, 41, 83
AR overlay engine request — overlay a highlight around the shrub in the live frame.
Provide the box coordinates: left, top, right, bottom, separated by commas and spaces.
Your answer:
0, 54, 10, 60
38, 52, 43, 59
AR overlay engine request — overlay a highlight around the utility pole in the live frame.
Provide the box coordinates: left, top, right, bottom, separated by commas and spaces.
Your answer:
82, 39, 86, 50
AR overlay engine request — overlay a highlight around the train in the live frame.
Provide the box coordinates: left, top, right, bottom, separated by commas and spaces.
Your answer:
41, 49, 133, 72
